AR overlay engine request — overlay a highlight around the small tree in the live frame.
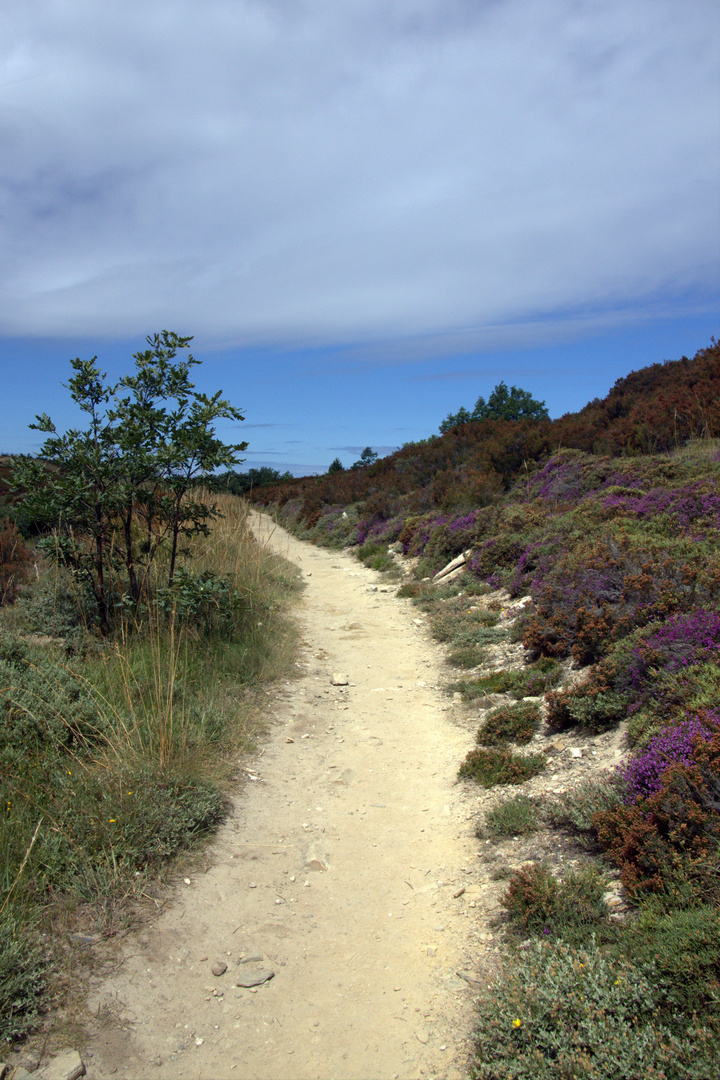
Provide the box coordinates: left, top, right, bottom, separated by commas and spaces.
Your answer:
11, 332, 247, 633
327, 457, 344, 474
350, 447, 378, 470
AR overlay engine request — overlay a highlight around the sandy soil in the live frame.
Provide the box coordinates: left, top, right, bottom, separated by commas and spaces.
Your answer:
78, 515, 490, 1080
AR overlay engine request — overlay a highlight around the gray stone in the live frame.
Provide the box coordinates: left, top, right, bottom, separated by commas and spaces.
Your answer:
39, 1051, 86, 1080
211, 961, 228, 977
433, 551, 469, 582
240, 954, 263, 964
236, 969, 275, 988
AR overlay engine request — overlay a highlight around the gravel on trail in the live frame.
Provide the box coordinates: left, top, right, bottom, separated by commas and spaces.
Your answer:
79, 514, 488, 1080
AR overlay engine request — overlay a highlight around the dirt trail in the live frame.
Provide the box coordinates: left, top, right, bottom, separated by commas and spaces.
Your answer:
82, 515, 487, 1080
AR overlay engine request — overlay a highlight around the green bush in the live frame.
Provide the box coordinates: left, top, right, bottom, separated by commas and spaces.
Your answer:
447, 644, 487, 668
625, 901, 720, 1035
482, 794, 542, 838
459, 746, 546, 787
455, 660, 561, 701
502, 862, 609, 945
478, 702, 541, 746
471, 937, 717, 1080
547, 776, 623, 833
0, 632, 109, 767
0, 914, 46, 1046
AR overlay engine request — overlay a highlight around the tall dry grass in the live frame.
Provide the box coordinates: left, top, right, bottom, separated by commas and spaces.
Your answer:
0, 492, 301, 1044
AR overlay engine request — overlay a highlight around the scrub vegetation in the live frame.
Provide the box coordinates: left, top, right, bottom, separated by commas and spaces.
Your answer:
251, 339, 720, 1076
0, 339, 300, 1046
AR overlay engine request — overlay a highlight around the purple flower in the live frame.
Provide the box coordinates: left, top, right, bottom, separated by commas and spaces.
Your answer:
619, 717, 713, 804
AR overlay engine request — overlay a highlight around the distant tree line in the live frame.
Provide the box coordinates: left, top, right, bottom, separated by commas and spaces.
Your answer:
218, 466, 294, 495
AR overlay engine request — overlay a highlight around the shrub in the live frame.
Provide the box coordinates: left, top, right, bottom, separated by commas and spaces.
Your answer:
547, 776, 622, 833
522, 535, 720, 665
447, 645, 487, 668
595, 715, 720, 898
478, 702, 541, 746
0, 914, 46, 1045
455, 660, 561, 701
482, 794, 542, 838
545, 611, 720, 735
625, 901, 720, 1035
459, 746, 546, 787
502, 862, 609, 945
619, 717, 714, 803
471, 937, 717, 1080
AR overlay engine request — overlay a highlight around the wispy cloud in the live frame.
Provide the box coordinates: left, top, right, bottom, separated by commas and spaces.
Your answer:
1, 1, 716, 353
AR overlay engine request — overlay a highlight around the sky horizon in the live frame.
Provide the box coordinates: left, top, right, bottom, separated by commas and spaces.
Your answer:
2, 1, 718, 474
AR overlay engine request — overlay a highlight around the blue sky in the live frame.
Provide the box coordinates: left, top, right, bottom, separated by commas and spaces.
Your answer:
1, 1, 718, 475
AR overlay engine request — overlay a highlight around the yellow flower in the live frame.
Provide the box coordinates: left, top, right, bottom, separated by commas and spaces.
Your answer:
109, 819, 116, 823
512, 1019, 522, 1028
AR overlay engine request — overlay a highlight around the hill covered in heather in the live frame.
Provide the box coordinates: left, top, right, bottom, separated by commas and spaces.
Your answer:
251, 338, 720, 668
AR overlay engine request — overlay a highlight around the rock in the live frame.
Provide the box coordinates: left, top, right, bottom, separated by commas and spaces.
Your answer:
39, 1052, 86, 1080
330, 673, 349, 686
211, 962, 228, 977
10, 1070, 34, 1080
570, 748, 583, 759
240, 954, 263, 964
236, 969, 275, 988
304, 843, 329, 871
0, 1065, 6, 1080
415, 1029, 429, 1044
433, 551, 469, 582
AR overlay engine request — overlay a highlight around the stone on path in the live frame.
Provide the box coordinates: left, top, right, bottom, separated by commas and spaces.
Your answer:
236, 969, 275, 988
330, 673, 349, 685
39, 1051, 86, 1080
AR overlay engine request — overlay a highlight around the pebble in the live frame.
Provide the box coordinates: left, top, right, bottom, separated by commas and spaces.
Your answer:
211, 962, 228, 977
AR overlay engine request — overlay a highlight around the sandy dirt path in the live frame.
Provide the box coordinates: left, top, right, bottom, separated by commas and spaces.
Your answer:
82, 515, 485, 1080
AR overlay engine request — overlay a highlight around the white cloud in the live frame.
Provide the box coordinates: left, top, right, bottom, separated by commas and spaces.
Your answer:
1, 0, 718, 349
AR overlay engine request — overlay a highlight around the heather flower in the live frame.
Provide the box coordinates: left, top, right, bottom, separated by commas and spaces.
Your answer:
619, 717, 712, 804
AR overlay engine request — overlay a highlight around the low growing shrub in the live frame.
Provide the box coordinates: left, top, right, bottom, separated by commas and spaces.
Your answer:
459, 746, 546, 787
595, 714, 720, 898
547, 776, 623, 834
481, 794, 542, 838
502, 862, 609, 945
471, 936, 717, 1080
454, 660, 561, 701
0, 914, 46, 1045
478, 702, 541, 746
